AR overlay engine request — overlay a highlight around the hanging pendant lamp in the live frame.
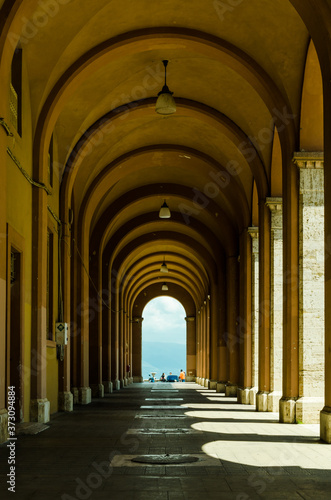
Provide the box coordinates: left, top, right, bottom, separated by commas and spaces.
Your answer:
155, 60, 176, 115
160, 259, 168, 273
162, 283, 169, 291
159, 200, 171, 218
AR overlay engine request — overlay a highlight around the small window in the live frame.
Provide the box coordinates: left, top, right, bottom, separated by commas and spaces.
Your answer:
10, 48, 22, 136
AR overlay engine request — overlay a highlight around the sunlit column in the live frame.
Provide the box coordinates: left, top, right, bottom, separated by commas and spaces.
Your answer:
248, 227, 259, 404
256, 202, 271, 412
294, 153, 324, 423
238, 229, 252, 404
266, 198, 283, 412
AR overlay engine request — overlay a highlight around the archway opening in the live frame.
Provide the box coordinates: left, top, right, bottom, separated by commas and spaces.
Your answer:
142, 296, 186, 381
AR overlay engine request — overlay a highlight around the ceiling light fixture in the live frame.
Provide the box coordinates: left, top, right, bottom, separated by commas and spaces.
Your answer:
155, 60, 176, 115
160, 259, 168, 273
159, 200, 171, 219
162, 283, 169, 291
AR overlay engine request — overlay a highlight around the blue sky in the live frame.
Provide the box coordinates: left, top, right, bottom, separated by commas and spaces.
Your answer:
142, 296, 186, 344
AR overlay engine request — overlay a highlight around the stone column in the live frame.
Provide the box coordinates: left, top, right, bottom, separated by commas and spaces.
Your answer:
237, 229, 252, 405
248, 228, 259, 405
280, 152, 299, 423
256, 202, 271, 412
266, 198, 283, 412
294, 153, 324, 423
132, 317, 143, 383
30, 186, 50, 421
217, 265, 227, 393
226, 256, 240, 397
210, 286, 218, 387
185, 316, 196, 381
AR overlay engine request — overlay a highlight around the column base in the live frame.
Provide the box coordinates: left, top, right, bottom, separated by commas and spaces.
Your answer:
296, 397, 324, 423
120, 379, 125, 388
208, 380, 217, 390
91, 384, 104, 398
0, 409, 9, 444
133, 376, 143, 383
124, 378, 128, 386
225, 384, 238, 397
249, 387, 257, 405
237, 388, 251, 405
256, 392, 268, 412
71, 387, 79, 404
279, 397, 296, 423
204, 379, 209, 388
216, 382, 226, 393
78, 387, 92, 405
103, 381, 113, 393
58, 391, 73, 412
267, 391, 282, 412
30, 398, 50, 423
112, 380, 121, 390
320, 406, 331, 443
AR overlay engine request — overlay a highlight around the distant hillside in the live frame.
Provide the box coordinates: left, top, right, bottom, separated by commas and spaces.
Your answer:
142, 341, 186, 380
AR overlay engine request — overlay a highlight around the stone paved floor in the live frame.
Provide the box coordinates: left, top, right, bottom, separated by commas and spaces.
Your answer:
1, 382, 331, 499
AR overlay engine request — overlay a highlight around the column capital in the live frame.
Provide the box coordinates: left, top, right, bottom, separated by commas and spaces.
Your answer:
265, 197, 282, 212
185, 316, 195, 322
247, 226, 259, 238
293, 151, 324, 169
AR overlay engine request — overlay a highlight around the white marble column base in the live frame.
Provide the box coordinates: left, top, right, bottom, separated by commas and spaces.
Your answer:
0, 409, 9, 444
267, 391, 282, 412
204, 379, 209, 388
208, 380, 217, 390
58, 391, 73, 412
30, 398, 50, 423
249, 387, 257, 405
279, 397, 296, 423
79, 387, 92, 405
237, 388, 251, 405
103, 381, 113, 393
256, 392, 268, 412
216, 382, 226, 393
225, 384, 238, 397
113, 380, 121, 390
320, 406, 331, 443
296, 397, 324, 423
91, 384, 104, 398
71, 387, 79, 404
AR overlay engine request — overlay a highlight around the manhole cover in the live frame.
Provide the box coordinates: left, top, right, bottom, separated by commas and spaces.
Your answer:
131, 454, 199, 464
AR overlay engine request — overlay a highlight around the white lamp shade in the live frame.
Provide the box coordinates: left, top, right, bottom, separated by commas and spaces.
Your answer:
159, 201, 171, 218
155, 92, 176, 115
160, 261, 168, 273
